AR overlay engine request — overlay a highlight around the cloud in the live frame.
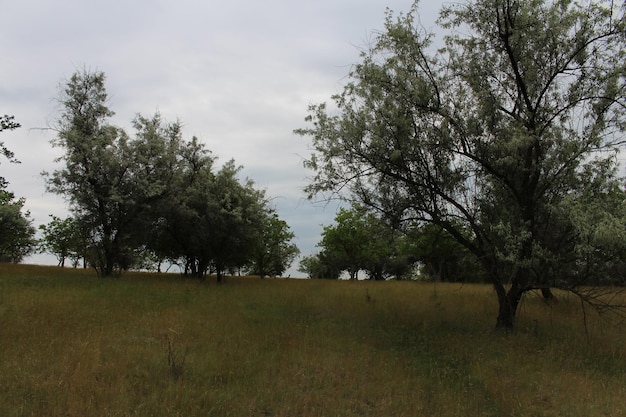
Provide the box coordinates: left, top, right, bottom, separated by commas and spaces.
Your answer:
2, 0, 437, 275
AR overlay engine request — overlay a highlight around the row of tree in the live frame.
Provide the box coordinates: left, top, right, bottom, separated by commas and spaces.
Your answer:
301, 204, 626, 287
299, 206, 496, 282
2, 72, 300, 279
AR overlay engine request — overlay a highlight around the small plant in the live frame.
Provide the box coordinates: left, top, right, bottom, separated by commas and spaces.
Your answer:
163, 329, 188, 380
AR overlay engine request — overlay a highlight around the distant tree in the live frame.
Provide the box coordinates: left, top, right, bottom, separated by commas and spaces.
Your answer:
317, 208, 373, 280
0, 189, 36, 263
297, 1, 626, 328
207, 161, 267, 282
315, 207, 405, 280
555, 173, 626, 287
298, 253, 341, 279
151, 138, 269, 281
246, 210, 300, 277
39, 215, 87, 267
144, 137, 216, 278
360, 213, 402, 281
399, 223, 484, 282
45, 69, 297, 279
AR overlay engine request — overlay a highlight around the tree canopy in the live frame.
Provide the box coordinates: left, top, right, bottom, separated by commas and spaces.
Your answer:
297, 0, 626, 328
0, 115, 36, 263
245, 210, 300, 278
38, 215, 87, 268
0, 190, 37, 263
46, 69, 299, 278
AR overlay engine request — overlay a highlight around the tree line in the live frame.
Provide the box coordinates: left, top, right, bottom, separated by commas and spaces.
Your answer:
299, 207, 486, 282
2, 71, 299, 279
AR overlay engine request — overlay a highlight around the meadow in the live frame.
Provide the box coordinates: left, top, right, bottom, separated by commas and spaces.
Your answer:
0, 263, 624, 417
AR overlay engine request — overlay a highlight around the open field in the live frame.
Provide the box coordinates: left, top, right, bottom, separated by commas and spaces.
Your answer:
0, 263, 624, 416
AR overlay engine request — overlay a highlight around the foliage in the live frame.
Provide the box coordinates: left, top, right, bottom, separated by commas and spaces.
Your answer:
149, 138, 274, 280
310, 206, 484, 281
296, 0, 626, 328
317, 208, 373, 279
46, 70, 135, 275
246, 210, 300, 277
314, 207, 415, 280
47, 70, 298, 278
0, 189, 37, 263
38, 215, 88, 267
0, 114, 21, 176
407, 223, 486, 282
297, 253, 342, 279
206, 161, 268, 281
0, 114, 35, 262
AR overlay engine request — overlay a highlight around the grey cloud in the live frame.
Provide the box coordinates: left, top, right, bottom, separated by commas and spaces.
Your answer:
2, 0, 436, 275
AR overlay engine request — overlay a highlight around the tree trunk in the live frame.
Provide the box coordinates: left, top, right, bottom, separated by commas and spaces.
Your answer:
216, 268, 226, 283
541, 287, 554, 300
495, 284, 525, 330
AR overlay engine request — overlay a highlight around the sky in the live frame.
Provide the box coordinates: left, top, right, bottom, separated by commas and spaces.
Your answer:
1, 0, 440, 276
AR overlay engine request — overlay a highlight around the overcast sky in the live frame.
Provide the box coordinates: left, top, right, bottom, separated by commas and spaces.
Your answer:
2, 0, 440, 275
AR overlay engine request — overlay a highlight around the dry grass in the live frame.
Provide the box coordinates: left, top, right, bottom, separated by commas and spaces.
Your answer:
0, 263, 624, 416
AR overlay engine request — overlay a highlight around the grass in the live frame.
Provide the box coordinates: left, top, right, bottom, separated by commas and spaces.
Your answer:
0, 263, 624, 416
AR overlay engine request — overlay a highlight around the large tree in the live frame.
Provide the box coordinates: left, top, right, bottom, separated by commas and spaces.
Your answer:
46, 71, 182, 276
297, 0, 626, 328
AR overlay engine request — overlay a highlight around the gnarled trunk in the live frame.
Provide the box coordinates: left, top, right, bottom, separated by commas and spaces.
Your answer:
494, 283, 527, 329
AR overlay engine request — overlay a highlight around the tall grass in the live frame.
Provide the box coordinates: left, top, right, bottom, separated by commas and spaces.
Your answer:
0, 263, 624, 416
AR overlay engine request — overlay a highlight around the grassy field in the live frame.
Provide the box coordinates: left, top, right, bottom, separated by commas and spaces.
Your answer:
0, 263, 624, 417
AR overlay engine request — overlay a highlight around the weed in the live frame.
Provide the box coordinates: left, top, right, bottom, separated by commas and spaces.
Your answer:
163, 329, 188, 381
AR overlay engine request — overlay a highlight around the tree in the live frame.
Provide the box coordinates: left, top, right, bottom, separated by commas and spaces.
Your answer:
407, 223, 485, 282
205, 161, 267, 282
297, 1, 626, 328
298, 253, 342, 279
0, 190, 37, 263
246, 210, 300, 277
46, 70, 182, 276
359, 212, 405, 280
39, 215, 87, 267
0, 115, 36, 263
318, 208, 373, 280
314, 207, 400, 280
151, 138, 269, 281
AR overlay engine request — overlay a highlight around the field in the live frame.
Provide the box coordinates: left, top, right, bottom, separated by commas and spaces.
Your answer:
0, 264, 624, 417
